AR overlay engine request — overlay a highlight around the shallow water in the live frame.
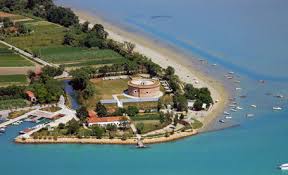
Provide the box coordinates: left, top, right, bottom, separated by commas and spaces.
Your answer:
1, 0, 288, 174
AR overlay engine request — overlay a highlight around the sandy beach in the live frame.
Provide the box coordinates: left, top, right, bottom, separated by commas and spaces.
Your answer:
74, 10, 229, 131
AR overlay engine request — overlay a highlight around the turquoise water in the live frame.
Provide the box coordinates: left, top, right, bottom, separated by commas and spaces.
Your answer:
1, 0, 288, 174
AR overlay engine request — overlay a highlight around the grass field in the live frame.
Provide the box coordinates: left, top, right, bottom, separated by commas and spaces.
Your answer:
32, 46, 125, 66
92, 79, 128, 100
123, 101, 158, 110
0, 45, 34, 67
130, 113, 160, 121
4, 20, 66, 53
0, 74, 28, 84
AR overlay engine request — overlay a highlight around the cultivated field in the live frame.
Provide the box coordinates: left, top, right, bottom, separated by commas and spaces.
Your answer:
32, 46, 125, 66
0, 44, 34, 67
0, 74, 28, 86
4, 20, 66, 53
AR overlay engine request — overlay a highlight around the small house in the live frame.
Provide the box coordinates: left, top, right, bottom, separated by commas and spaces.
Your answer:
25, 91, 37, 102
87, 110, 128, 128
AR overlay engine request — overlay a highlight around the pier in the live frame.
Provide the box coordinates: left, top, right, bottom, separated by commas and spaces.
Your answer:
128, 116, 146, 148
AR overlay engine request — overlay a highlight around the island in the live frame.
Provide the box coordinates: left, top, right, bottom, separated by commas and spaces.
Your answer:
0, 0, 228, 146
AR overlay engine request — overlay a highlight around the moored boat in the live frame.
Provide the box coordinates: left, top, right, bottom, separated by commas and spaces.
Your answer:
279, 163, 288, 170
219, 119, 225, 123
273, 107, 282, 111
0, 128, 5, 133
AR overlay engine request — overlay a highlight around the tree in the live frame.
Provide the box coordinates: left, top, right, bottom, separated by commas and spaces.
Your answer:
126, 106, 139, 117
33, 83, 48, 103
173, 94, 188, 112
82, 83, 95, 99
124, 41, 135, 54
58, 123, 65, 129
165, 66, 175, 77
136, 122, 144, 134
124, 61, 138, 75
193, 99, 203, 111
66, 119, 80, 135
46, 6, 79, 27
91, 125, 104, 139
76, 106, 88, 121
96, 102, 107, 117
81, 21, 90, 33
91, 24, 108, 39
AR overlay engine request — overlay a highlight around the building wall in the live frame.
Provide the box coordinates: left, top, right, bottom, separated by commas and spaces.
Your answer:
128, 85, 160, 98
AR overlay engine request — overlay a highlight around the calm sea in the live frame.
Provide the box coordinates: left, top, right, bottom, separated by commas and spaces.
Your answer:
1, 0, 288, 174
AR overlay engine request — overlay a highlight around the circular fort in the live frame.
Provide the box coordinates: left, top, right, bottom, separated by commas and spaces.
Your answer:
127, 78, 161, 98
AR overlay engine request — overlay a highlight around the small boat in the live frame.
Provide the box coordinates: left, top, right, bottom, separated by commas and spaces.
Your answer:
273, 107, 282, 111
275, 95, 284, 98
224, 111, 230, 115
227, 76, 233, 79
230, 109, 237, 112
251, 105, 257, 108
225, 116, 232, 119
234, 80, 241, 83
235, 87, 242, 90
279, 163, 288, 170
219, 119, 225, 123
229, 104, 237, 107
0, 128, 5, 133
212, 64, 217, 66
246, 114, 254, 118
228, 71, 234, 74
259, 80, 265, 83
236, 106, 243, 110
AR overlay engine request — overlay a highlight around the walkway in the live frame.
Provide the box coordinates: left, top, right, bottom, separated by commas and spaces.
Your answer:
112, 95, 123, 108
127, 116, 145, 147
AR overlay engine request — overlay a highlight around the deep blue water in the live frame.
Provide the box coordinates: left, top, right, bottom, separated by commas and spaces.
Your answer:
1, 0, 288, 174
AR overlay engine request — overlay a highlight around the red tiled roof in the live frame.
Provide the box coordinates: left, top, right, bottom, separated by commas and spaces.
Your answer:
88, 110, 98, 118
87, 116, 126, 124
25, 91, 35, 98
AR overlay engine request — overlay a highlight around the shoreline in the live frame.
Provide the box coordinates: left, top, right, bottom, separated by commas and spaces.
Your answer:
73, 10, 229, 131
15, 130, 198, 145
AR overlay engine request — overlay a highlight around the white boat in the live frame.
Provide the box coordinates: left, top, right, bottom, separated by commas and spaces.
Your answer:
224, 111, 230, 115
219, 119, 225, 123
0, 128, 5, 133
228, 71, 235, 74
235, 87, 242, 90
251, 105, 257, 108
229, 104, 236, 107
225, 116, 232, 119
273, 107, 282, 111
230, 108, 237, 112
212, 64, 217, 66
236, 106, 243, 110
279, 163, 288, 170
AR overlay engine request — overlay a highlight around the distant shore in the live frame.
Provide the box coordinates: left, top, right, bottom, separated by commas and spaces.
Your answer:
73, 10, 229, 131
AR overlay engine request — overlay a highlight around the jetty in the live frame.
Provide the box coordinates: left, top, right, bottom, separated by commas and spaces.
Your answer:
128, 116, 146, 148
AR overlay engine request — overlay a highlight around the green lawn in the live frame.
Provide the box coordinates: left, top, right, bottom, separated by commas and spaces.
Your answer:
31, 46, 125, 65
80, 79, 128, 109
0, 46, 34, 67
123, 101, 159, 110
130, 113, 160, 121
0, 74, 28, 83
